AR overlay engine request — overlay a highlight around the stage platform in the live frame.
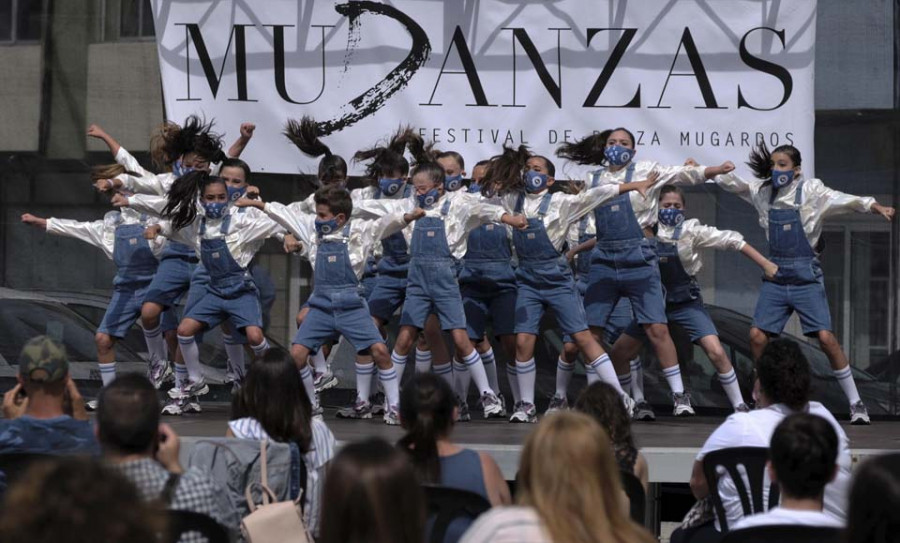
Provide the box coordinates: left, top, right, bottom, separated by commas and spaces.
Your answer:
171, 404, 900, 483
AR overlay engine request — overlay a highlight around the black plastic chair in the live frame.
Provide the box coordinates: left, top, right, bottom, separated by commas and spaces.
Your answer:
166, 510, 230, 543
619, 470, 646, 524
721, 524, 842, 543
422, 484, 492, 543
702, 447, 780, 532
0, 452, 57, 497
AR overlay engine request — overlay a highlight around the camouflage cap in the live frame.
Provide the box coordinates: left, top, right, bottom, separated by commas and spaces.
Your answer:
18, 335, 69, 383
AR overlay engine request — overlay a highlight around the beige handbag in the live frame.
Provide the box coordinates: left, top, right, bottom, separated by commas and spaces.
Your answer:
241, 440, 311, 543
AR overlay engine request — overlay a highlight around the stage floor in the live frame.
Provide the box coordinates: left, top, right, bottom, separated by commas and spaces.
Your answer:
171, 403, 900, 482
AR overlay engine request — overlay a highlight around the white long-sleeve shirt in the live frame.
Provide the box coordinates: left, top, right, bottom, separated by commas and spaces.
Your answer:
657, 218, 746, 277
261, 201, 408, 279
499, 184, 620, 253
45, 207, 165, 260
114, 147, 224, 196
584, 161, 708, 228
158, 208, 283, 268
714, 173, 876, 248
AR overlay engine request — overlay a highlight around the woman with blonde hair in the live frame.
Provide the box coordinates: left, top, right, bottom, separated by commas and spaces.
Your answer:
461, 411, 655, 543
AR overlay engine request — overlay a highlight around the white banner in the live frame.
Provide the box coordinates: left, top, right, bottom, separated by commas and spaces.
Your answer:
151, 0, 816, 178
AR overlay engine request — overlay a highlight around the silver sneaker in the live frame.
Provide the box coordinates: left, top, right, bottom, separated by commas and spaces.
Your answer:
336, 399, 373, 420
314, 370, 339, 393
546, 395, 569, 414
673, 392, 696, 416
85, 399, 98, 412
369, 392, 386, 415
509, 401, 537, 423
735, 402, 751, 413
850, 401, 871, 425
456, 397, 472, 422
384, 405, 400, 426
496, 393, 508, 418
148, 361, 174, 390
181, 396, 202, 414
167, 377, 209, 400
622, 394, 636, 418
480, 392, 504, 419
633, 400, 656, 422
161, 397, 183, 416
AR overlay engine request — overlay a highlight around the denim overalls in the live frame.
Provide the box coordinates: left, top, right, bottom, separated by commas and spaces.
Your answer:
368, 183, 415, 321
460, 220, 517, 340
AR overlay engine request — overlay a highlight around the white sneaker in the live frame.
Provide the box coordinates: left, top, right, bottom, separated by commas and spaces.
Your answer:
673, 392, 696, 416
480, 392, 504, 419
314, 370, 339, 393
161, 397, 183, 416
509, 401, 537, 423
850, 401, 871, 425
546, 395, 569, 414
85, 399, 98, 412
148, 361, 174, 389
167, 377, 209, 400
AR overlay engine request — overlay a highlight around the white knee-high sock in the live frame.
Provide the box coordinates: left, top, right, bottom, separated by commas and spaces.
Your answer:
480, 348, 500, 392
833, 366, 862, 405
173, 363, 188, 389
516, 358, 537, 405
250, 338, 269, 357
223, 334, 246, 378
662, 365, 685, 395
143, 325, 167, 364
506, 363, 521, 404
177, 335, 203, 382
378, 366, 400, 409
415, 348, 432, 374
452, 359, 471, 400
433, 361, 453, 388
355, 362, 375, 403
555, 358, 575, 398
390, 350, 407, 381
617, 372, 633, 395
310, 349, 328, 374
590, 354, 625, 394
462, 349, 493, 395
298, 365, 318, 409
717, 369, 744, 408
630, 358, 646, 402
99, 362, 117, 386
584, 363, 599, 385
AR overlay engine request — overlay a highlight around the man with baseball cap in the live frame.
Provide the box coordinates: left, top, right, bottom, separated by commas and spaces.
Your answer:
0, 335, 98, 455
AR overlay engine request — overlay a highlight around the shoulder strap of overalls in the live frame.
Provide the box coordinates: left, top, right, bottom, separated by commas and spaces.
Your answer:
220, 213, 233, 235
341, 223, 352, 240
537, 192, 553, 217
440, 197, 452, 217
673, 224, 683, 240
514, 192, 525, 214
578, 214, 589, 237
199, 216, 207, 236
403, 183, 414, 198
793, 181, 804, 206
590, 168, 606, 188
624, 162, 636, 183
139, 213, 149, 223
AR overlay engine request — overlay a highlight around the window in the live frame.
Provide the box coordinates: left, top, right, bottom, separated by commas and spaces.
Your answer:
119, 0, 154, 39
0, 0, 45, 43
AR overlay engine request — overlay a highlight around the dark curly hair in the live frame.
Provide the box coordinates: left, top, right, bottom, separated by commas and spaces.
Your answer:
755, 338, 811, 410
574, 381, 636, 452
353, 126, 421, 184
481, 145, 531, 196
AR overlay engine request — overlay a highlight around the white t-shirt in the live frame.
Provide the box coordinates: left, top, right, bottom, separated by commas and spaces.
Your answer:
228, 417, 336, 537
696, 402, 851, 530
733, 507, 844, 530
460, 506, 552, 543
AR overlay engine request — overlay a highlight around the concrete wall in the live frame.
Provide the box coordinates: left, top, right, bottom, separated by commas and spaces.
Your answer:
0, 46, 42, 151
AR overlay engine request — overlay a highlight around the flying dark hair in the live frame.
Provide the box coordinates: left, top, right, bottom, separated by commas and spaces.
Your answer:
482, 145, 531, 196
91, 164, 140, 183
397, 373, 456, 484
746, 140, 802, 181
353, 126, 421, 184
150, 115, 224, 171
556, 127, 636, 166
574, 381, 636, 453
284, 116, 348, 185
435, 150, 465, 170
846, 453, 900, 543
162, 170, 226, 230
96, 373, 160, 455
231, 348, 313, 451
755, 338, 811, 410
219, 157, 251, 180
770, 413, 838, 499
314, 185, 353, 219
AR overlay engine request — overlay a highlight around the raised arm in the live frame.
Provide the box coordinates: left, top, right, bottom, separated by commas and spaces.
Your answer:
28, 214, 111, 256
711, 171, 755, 203
810, 178, 896, 221
226, 123, 256, 158
691, 222, 778, 279
243, 199, 315, 248
86, 124, 122, 157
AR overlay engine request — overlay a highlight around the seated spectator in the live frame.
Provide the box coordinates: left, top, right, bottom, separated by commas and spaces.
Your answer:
0, 456, 164, 543
460, 412, 655, 543
227, 348, 336, 537
734, 413, 842, 530
96, 373, 235, 542
319, 437, 425, 543
398, 373, 511, 542
674, 339, 852, 543
846, 453, 900, 543
575, 381, 649, 492
0, 335, 97, 456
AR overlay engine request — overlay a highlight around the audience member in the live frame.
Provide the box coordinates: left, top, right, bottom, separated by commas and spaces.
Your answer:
0, 335, 97, 455
734, 413, 842, 529
0, 456, 164, 543
575, 381, 649, 491
461, 411, 655, 543
228, 348, 336, 537
846, 453, 900, 543
319, 437, 426, 543
96, 373, 235, 542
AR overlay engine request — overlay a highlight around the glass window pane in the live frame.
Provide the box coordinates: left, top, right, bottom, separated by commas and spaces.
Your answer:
0, 0, 12, 41
119, 0, 140, 38
16, 0, 44, 41
140, 0, 154, 36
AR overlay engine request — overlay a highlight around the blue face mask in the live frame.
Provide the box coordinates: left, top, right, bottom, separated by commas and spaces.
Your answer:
658, 208, 685, 228
604, 145, 635, 167
315, 217, 340, 236
173, 160, 194, 177
524, 170, 549, 193
771, 169, 795, 189
417, 189, 441, 209
202, 201, 228, 219
226, 185, 247, 202
444, 174, 464, 192
378, 178, 404, 197
468, 182, 482, 194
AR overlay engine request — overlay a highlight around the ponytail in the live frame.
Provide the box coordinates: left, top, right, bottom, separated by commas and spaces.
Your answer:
149, 115, 224, 172
163, 170, 223, 230
483, 145, 531, 196
284, 116, 348, 185
91, 164, 140, 182
556, 131, 610, 166
397, 373, 456, 484
747, 140, 802, 181
353, 126, 419, 183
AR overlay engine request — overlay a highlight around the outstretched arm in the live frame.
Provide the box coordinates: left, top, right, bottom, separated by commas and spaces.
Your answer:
87, 124, 121, 157
227, 123, 256, 158
20, 213, 48, 230
566, 237, 596, 262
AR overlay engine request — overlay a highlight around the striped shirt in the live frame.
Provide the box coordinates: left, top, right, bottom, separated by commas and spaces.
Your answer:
228, 417, 336, 537
460, 506, 552, 543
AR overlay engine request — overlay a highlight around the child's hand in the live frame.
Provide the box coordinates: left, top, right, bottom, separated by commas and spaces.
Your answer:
235, 196, 262, 208
504, 214, 528, 230
283, 234, 303, 254
240, 123, 256, 139
405, 208, 426, 222
634, 171, 659, 198
763, 261, 779, 280
246, 185, 260, 199
565, 248, 577, 263
86, 124, 107, 139
719, 161, 735, 174
872, 203, 896, 221
144, 224, 162, 240
94, 179, 116, 193
111, 193, 129, 207
683, 157, 699, 167
21, 213, 48, 229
